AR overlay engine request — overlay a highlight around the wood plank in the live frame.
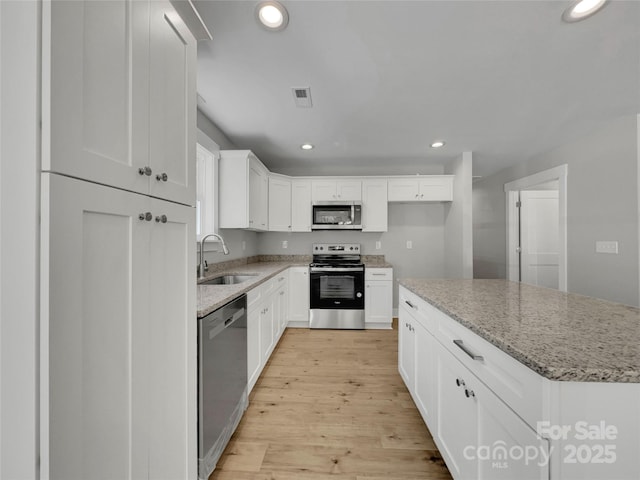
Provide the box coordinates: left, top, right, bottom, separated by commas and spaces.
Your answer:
208, 327, 451, 480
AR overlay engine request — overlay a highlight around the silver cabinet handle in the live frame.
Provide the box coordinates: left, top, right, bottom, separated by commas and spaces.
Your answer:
404, 300, 416, 309
139, 212, 153, 221
465, 389, 475, 398
138, 166, 152, 176
456, 378, 465, 387
155, 172, 168, 182
453, 339, 484, 361
278, 276, 285, 282
280, 291, 285, 296
372, 273, 387, 276
155, 215, 168, 224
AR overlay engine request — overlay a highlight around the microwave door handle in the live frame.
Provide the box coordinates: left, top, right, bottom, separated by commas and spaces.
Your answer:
351, 204, 355, 222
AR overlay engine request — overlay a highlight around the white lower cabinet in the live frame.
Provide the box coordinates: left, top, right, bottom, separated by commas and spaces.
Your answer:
41, 173, 196, 479
365, 268, 393, 328
436, 341, 549, 480
400, 285, 548, 480
247, 272, 290, 394
288, 267, 310, 327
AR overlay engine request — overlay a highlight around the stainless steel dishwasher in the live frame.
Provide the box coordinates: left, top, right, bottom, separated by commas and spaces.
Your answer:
198, 294, 248, 480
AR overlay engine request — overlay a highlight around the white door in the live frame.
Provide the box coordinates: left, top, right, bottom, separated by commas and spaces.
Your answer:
414, 321, 436, 428
247, 307, 261, 393
336, 180, 362, 201
520, 190, 560, 289
288, 267, 310, 324
398, 308, 415, 391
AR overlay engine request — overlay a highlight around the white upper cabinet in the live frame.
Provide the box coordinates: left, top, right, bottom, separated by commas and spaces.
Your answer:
291, 179, 312, 232
388, 176, 453, 202
361, 179, 388, 232
268, 175, 292, 232
219, 150, 269, 231
42, 0, 197, 206
311, 179, 362, 202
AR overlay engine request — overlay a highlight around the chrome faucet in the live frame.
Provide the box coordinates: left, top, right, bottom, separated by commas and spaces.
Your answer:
199, 233, 230, 279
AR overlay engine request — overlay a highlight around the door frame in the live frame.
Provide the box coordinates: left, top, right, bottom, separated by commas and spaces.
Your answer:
504, 165, 568, 292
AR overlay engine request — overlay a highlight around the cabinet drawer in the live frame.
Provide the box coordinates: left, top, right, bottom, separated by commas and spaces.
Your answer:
247, 287, 262, 311
433, 307, 544, 429
261, 277, 276, 296
365, 268, 392, 281
398, 287, 436, 334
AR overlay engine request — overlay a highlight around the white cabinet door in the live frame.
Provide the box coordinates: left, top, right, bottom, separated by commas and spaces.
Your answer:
365, 280, 393, 327
44, 0, 196, 206
247, 306, 261, 393
435, 342, 479, 480
273, 274, 289, 337
148, 0, 197, 206
288, 267, 310, 326
260, 297, 275, 364
43, 174, 149, 480
311, 180, 338, 201
475, 379, 549, 480
311, 179, 362, 201
43, 0, 148, 195
291, 180, 312, 232
388, 179, 420, 201
248, 161, 267, 230
418, 177, 453, 201
336, 180, 362, 201
388, 177, 453, 202
42, 174, 196, 480
362, 179, 388, 232
147, 197, 196, 479
269, 176, 292, 232
414, 320, 436, 429
398, 305, 416, 392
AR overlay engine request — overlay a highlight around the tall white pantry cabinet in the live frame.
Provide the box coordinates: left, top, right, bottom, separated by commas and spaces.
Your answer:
40, 1, 202, 479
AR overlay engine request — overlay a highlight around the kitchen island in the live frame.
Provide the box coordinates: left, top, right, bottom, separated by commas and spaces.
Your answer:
398, 278, 640, 480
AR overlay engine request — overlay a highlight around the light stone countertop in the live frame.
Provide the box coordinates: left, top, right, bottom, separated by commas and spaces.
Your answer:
197, 258, 393, 318
398, 278, 640, 383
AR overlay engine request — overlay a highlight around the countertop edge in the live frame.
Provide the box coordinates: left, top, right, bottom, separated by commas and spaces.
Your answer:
398, 279, 640, 384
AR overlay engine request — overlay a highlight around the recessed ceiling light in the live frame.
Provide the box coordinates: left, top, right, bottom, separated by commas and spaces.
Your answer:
301, 143, 314, 150
430, 141, 445, 148
255, 1, 289, 31
562, 0, 608, 22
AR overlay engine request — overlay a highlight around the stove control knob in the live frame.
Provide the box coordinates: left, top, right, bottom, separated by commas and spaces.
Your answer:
356, 292, 362, 298
350, 247, 353, 250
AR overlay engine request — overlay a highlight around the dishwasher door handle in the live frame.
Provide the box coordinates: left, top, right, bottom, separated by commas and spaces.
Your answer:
224, 308, 246, 327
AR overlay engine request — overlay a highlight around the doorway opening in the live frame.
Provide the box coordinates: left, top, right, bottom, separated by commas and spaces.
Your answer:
504, 165, 568, 291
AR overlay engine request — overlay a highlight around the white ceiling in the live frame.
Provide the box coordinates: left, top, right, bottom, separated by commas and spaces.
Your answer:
194, 0, 640, 178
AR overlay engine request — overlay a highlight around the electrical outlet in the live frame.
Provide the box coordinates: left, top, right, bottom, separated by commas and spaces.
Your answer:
375, 241, 382, 250
282, 240, 288, 249
596, 241, 618, 254
406, 240, 413, 249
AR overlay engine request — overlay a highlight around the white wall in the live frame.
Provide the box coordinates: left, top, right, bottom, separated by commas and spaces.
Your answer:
473, 115, 639, 307
0, 1, 40, 477
444, 152, 473, 278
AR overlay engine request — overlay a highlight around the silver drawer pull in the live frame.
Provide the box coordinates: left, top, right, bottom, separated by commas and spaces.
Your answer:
404, 300, 416, 309
465, 388, 475, 398
453, 339, 484, 361
372, 273, 387, 276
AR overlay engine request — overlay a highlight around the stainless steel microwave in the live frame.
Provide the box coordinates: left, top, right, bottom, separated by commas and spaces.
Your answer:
311, 202, 362, 230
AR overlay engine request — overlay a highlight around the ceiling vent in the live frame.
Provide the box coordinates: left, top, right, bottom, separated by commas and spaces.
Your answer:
292, 87, 313, 108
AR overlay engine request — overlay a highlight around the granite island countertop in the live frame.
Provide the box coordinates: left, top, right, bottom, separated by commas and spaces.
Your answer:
398, 278, 640, 383
198, 256, 392, 318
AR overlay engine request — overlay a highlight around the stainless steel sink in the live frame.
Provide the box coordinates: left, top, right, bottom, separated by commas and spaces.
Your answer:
199, 274, 258, 285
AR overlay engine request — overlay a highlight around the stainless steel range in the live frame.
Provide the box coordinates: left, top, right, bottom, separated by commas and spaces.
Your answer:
309, 243, 365, 329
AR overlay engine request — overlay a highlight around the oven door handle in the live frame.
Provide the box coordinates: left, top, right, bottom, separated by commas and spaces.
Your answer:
310, 267, 364, 273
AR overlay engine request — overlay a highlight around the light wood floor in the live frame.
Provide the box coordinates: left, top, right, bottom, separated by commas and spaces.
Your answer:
209, 324, 452, 480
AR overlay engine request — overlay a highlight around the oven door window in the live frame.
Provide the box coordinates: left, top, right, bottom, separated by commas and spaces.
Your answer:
310, 271, 364, 309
